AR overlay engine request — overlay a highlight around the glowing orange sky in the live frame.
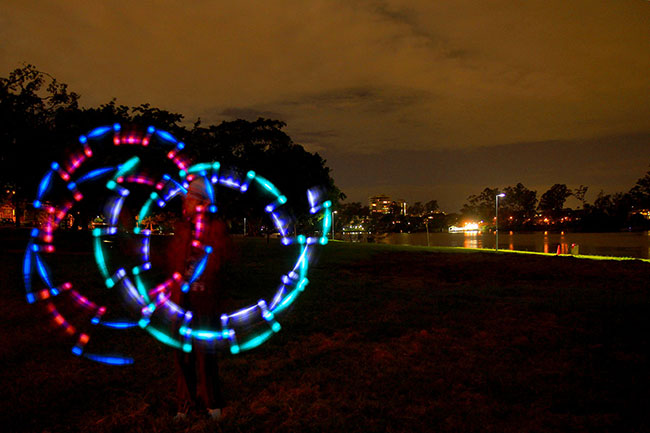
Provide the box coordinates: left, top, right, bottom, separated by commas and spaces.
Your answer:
2, 1, 649, 211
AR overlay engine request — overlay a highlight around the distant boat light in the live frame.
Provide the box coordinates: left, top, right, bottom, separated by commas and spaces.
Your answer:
449, 222, 480, 233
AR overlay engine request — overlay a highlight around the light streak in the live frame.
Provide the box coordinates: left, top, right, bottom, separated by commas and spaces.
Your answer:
87, 126, 112, 139
155, 129, 177, 144
83, 354, 134, 365
101, 321, 137, 329
24, 124, 332, 364
76, 167, 115, 184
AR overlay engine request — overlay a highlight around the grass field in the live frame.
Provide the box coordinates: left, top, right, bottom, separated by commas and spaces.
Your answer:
1, 230, 648, 432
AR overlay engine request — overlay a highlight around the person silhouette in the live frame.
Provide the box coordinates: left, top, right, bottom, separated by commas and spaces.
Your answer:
169, 178, 231, 421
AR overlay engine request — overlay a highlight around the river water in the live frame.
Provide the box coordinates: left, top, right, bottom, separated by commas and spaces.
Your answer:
373, 231, 650, 260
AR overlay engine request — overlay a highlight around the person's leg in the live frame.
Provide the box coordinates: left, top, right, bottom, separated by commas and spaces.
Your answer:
175, 350, 197, 416
195, 348, 225, 418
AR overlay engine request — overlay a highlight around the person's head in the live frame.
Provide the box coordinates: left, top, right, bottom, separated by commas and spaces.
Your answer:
183, 177, 210, 217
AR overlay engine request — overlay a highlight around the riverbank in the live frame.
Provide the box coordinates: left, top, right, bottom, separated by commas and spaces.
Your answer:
377, 230, 650, 260
407, 243, 650, 263
1, 240, 648, 432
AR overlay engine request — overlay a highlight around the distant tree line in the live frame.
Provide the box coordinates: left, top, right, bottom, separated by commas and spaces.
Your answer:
459, 177, 650, 232
0, 64, 343, 229
334, 171, 650, 235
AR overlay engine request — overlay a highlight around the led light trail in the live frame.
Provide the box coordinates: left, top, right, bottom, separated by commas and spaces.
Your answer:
24, 125, 330, 364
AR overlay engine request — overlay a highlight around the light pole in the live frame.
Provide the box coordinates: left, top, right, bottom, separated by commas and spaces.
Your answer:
425, 219, 430, 247
331, 211, 337, 239
495, 193, 505, 251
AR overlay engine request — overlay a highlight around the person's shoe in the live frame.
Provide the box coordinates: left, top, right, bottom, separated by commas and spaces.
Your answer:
207, 408, 222, 421
173, 411, 187, 422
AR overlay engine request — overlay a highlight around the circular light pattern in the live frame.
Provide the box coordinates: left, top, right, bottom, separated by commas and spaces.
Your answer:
24, 125, 331, 364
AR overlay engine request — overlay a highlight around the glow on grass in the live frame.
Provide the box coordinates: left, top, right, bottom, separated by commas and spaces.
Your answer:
378, 242, 650, 264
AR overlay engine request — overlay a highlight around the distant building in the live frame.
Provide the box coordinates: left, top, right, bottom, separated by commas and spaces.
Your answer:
369, 194, 408, 216
369, 194, 392, 214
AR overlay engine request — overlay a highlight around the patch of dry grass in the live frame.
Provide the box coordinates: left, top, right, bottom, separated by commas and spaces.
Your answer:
1, 232, 648, 432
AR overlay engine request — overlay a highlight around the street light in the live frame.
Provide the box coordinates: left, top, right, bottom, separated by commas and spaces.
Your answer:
495, 193, 506, 251
331, 211, 337, 239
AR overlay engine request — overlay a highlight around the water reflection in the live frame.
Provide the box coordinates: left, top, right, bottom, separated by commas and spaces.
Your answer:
463, 231, 481, 249
543, 232, 549, 254
381, 231, 650, 259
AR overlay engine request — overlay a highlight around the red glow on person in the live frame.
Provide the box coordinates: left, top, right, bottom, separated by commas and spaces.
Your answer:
168, 178, 232, 420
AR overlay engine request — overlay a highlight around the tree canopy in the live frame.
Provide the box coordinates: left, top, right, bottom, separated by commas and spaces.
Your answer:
0, 65, 342, 226
461, 187, 500, 221
538, 184, 572, 217
503, 183, 537, 220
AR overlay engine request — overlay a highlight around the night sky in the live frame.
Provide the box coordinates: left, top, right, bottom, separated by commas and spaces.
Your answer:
2, 1, 649, 212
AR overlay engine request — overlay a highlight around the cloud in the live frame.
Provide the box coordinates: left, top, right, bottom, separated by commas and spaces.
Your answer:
217, 107, 286, 121
3, 1, 648, 155
1, 0, 649, 205
279, 86, 429, 114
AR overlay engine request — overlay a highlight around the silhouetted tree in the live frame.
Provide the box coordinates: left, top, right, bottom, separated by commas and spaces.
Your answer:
0, 64, 80, 226
336, 201, 368, 231
503, 183, 537, 222
581, 190, 634, 231
461, 187, 499, 221
1, 65, 342, 229
409, 201, 424, 216
629, 167, 650, 210
424, 200, 439, 214
593, 190, 613, 213
538, 184, 572, 217
572, 185, 588, 209
187, 118, 342, 227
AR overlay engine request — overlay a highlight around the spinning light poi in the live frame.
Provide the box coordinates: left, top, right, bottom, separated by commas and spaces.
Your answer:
24, 125, 331, 365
